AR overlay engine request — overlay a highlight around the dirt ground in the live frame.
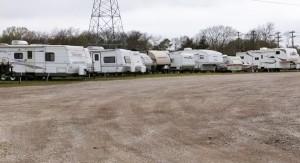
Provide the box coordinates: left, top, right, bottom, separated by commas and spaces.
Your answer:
0, 73, 300, 163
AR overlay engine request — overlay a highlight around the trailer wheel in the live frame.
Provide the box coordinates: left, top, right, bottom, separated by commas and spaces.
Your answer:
1, 74, 6, 81
9, 76, 16, 81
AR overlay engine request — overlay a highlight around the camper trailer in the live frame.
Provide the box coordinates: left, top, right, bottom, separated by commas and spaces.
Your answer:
183, 49, 224, 72
236, 48, 299, 71
0, 41, 93, 79
131, 52, 146, 73
218, 55, 243, 72
88, 47, 146, 74
139, 53, 153, 72
169, 51, 195, 71
147, 50, 171, 73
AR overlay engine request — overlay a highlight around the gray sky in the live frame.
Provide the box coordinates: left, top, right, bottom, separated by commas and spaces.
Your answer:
0, 0, 299, 45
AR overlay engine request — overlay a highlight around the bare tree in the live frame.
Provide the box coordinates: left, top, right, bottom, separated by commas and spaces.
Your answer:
149, 35, 162, 48
256, 22, 275, 43
197, 25, 237, 51
1, 26, 37, 43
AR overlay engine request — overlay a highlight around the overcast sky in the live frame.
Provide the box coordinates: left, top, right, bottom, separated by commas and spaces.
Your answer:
0, 0, 299, 45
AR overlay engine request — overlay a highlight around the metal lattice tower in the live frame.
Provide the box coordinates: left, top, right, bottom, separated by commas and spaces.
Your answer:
89, 0, 125, 47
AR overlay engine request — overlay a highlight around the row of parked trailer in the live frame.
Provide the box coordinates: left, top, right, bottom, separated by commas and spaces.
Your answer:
0, 40, 299, 80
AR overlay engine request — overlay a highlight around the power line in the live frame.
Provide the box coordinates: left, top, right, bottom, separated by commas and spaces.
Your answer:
251, 0, 300, 6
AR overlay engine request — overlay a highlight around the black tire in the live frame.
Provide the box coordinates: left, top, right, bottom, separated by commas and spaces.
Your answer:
1, 74, 6, 81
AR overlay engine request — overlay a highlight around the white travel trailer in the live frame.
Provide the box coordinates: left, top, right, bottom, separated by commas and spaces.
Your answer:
131, 51, 146, 73
147, 50, 171, 73
88, 47, 146, 74
0, 40, 93, 79
183, 49, 224, 72
236, 48, 299, 71
139, 53, 153, 72
219, 55, 243, 72
169, 51, 195, 71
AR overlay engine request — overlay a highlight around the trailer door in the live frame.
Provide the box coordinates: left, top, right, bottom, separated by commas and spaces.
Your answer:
93, 53, 101, 72
26, 50, 35, 73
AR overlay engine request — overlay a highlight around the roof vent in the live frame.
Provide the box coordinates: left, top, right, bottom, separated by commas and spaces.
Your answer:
11, 40, 28, 45
184, 48, 192, 51
260, 47, 268, 50
87, 46, 104, 50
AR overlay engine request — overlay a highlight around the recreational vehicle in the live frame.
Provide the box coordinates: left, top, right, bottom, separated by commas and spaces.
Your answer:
131, 52, 146, 73
183, 49, 224, 72
88, 47, 141, 74
139, 53, 153, 72
218, 55, 243, 72
169, 51, 195, 71
147, 50, 171, 73
236, 48, 300, 71
0, 40, 93, 79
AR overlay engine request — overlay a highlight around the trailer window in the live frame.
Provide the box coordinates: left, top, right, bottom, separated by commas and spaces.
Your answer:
200, 55, 204, 59
45, 52, 55, 62
124, 56, 131, 63
27, 51, 32, 59
14, 53, 23, 59
261, 55, 263, 59
240, 56, 244, 59
255, 57, 259, 60
276, 51, 280, 55
104, 57, 115, 63
94, 54, 99, 61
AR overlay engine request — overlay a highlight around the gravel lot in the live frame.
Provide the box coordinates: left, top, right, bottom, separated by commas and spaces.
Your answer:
0, 73, 300, 163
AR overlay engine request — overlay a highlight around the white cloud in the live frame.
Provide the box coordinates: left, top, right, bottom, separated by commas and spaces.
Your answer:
0, 0, 299, 45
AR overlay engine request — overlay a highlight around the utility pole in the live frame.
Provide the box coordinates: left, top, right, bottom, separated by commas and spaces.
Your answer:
290, 31, 296, 48
89, 0, 125, 48
275, 32, 281, 48
237, 31, 242, 52
251, 30, 256, 50
237, 32, 241, 40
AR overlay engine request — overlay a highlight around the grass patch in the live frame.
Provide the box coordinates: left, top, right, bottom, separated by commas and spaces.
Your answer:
0, 72, 242, 88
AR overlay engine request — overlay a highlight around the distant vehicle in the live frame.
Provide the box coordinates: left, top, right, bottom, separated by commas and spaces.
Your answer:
88, 47, 145, 74
236, 48, 300, 71
218, 55, 243, 72
139, 53, 153, 72
147, 50, 171, 73
0, 40, 93, 79
169, 51, 195, 72
182, 48, 224, 72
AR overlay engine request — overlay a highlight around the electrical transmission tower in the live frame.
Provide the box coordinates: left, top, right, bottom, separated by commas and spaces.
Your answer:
89, 0, 125, 48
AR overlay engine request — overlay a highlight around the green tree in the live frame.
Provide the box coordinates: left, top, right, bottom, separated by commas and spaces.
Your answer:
194, 35, 209, 49
125, 30, 152, 51
153, 38, 171, 50
179, 36, 196, 50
